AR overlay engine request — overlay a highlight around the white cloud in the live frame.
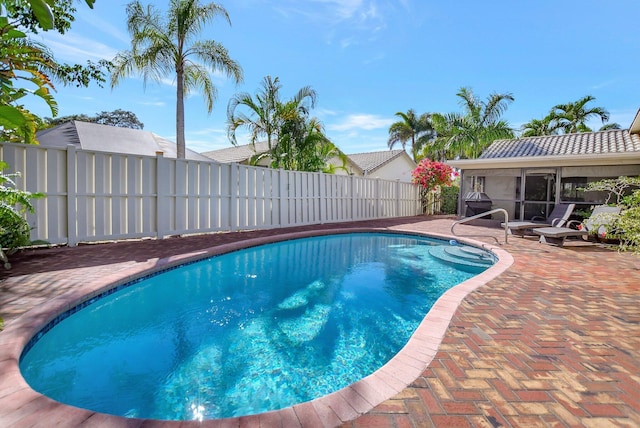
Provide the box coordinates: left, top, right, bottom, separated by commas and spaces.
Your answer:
273, 0, 385, 30
42, 33, 118, 62
273, 0, 364, 22
331, 132, 391, 154
187, 136, 231, 153
591, 80, 616, 90
363, 52, 386, 64
340, 37, 357, 49
327, 114, 394, 131
186, 138, 225, 153
322, 0, 366, 21
190, 127, 226, 136
315, 108, 339, 117
602, 108, 637, 128
138, 100, 167, 107
76, 8, 130, 45
160, 78, 176, 87
186, 127, 233, 152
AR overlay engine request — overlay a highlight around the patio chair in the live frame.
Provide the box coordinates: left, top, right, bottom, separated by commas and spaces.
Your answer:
501, 203, 576, 237
533, 205, 622, 247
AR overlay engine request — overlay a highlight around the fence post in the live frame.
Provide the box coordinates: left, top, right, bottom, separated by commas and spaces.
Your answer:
279, 169, 287, 227
319, 172, 326, 224
350, 175, 356, 220
230, 163, 238, 231
156, 152, 168, 239
395, 179, 400, 217
66, 145, 78, 246
376, 178, 381, 218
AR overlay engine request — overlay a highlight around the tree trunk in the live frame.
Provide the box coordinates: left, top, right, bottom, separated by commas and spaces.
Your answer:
176, 70, 185, 159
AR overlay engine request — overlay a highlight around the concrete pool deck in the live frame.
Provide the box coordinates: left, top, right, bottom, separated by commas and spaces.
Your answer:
0, 216, 639, 427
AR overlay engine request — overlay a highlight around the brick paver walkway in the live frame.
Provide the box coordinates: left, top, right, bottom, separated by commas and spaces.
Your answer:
1, 216, 639, 427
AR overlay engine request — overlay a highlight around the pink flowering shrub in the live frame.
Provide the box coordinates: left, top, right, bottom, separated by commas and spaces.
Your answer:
411, 158, 457, 191
411, 158, 458, 214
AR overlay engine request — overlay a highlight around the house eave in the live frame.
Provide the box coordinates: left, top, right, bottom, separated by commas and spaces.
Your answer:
446, 152, 640, 170
631, 109, 640, 134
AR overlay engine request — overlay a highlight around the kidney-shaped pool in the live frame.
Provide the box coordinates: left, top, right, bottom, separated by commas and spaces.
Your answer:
20, 232, 497, 421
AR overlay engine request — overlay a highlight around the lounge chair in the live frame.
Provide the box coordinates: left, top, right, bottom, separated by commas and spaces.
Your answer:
533, 205, 622, 247
502, 203, 575, 237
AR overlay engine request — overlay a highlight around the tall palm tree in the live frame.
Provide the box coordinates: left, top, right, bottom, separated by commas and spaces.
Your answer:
227, 76, 317, 151
387, 109, 434, 162
111, 0, 243, 158
551, 95, 609, 134
433, 87, 514, 159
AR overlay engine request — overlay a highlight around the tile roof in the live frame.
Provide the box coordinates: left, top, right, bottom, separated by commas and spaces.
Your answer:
347, 149, 410, 174
201, 142, 270, 163
480, 129, 640, 159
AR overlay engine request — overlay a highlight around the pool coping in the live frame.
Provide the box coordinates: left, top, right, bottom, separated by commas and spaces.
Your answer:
0, 228, 513, 427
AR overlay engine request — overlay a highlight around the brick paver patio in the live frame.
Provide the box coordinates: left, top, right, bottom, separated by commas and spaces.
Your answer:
1, 216, 639, 427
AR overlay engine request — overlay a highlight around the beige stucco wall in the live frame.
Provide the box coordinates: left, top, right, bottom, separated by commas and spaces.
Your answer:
367, 156, 416, 182
561, 164, 640, 178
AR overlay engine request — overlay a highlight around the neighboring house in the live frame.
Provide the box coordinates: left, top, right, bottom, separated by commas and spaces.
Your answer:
347, 149, 416, 182
201, 144, 417, 182
36, 121, 212, 161
201, 142, 271, 166
447, 110, 640, 220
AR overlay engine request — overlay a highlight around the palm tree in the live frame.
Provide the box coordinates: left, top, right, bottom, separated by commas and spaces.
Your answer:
227, 76, 317, 150
319, 141, 350, 174
273, 114, 336, 172
111, 0, 243, 159
433, 87, 514, 159
227, 75, 282, 150
228, 76, 338, 173
599, 122, 621, 131
520, 116, 562, 137
428, 113, 459, 161
387, 109, 434, 162
551, 95, 609, 134
1, 35, 59, 144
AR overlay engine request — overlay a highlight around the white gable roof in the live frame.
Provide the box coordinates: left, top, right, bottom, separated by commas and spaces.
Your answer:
36, 121, 212, 161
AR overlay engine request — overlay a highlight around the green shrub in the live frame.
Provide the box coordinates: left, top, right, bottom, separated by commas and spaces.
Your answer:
617, 189, 640, 253
0, 206, 33, 250
616, 207, 640, 253
0, 162, 43, 255
581, 178, 640, 252
439, 185, 459, 214
622, 189, 640, 209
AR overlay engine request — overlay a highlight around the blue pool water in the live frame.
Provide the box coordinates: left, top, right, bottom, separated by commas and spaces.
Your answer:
20, 233, 494, 421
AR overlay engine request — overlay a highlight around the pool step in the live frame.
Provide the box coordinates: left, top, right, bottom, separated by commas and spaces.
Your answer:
446, 246, 494, 263
428, 245, 494, 269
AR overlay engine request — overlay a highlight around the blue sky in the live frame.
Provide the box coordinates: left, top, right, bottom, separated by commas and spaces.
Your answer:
26, 0, 640, 155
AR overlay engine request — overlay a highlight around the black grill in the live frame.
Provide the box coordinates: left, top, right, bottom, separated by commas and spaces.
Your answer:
464, 192, 492, 217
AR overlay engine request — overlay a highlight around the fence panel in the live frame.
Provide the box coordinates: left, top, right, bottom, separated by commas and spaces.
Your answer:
0, 142, 421, 246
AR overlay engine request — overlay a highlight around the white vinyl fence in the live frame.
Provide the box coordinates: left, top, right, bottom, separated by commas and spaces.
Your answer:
1, 142, 422, 246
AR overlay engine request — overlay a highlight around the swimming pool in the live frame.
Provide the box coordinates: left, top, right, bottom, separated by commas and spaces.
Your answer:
19, 232, 496, 421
